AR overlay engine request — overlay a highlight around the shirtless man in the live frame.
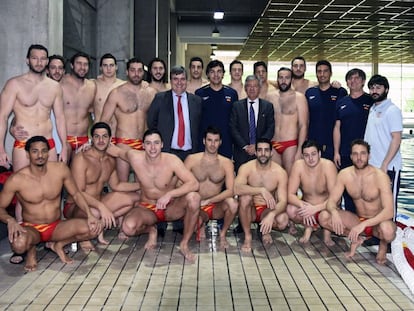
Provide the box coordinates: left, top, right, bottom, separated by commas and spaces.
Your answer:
254, 61, 277, 102
228, 60, 247, 99
184, 126, 238, 247
318, 139, 396, 264
0, 45, 68, 228
287, 140, 336, 245
291, 56, 318, 94
93, 53, 125, 137
234, 138, 289, 252
100, 57, 157, 181
107, 128, 200, 261
0, 136, 101, 271
147, 57, 170, 92
268, 67, 309, 174
60, 52, 96, 159
186, 56, 208, 94
64, 122, 140, 249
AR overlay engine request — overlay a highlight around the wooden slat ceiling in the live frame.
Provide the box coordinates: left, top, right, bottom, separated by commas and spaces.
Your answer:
237, 0, 414, 63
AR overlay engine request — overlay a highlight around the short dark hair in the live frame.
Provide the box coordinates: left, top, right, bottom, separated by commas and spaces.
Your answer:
70, 51, 90, 65
189, 56, 204, 68
148, 57, 167, 83
351, 139, 370, 154
26, 44, 48, 59
143, 128, 163, 142
277, 67, 292, 77
204, 126, 222, 139
230, 60, 243, 71
126, 57, 144, 70
291, 56, 306, 67
100, 53, 117, 66
345, 68, 366, 81
253, 61, 267, 73
255, 137, 272, 150
315, 60, 332, 73
206, 60, 225, 76
301, 140, 321, 153
48, 55, 65, 69
368, 74, 389, 90
25, 136, 50, 152
170, 65, 187, 80
90, 122, 111, 137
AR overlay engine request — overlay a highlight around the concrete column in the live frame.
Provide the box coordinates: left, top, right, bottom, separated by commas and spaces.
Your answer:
96, 0, 133, 79
0, 0, 63, 158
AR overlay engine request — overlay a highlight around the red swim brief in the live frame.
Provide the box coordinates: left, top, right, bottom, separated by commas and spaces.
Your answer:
255, 204, 268, 223
21, 219, 61, 242
201, 203, 216, 220
67, 136, 89, 151
271, 139, 298, 155
140, 202, 166, 223
359, 217, 373, 237
14, 138, 56, 150
115, 138, 144, 151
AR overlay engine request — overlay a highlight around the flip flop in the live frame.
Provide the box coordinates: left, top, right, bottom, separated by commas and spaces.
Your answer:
9, 252, 26, 264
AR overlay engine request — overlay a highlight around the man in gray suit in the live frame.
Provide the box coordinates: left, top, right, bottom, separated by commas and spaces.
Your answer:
230, 75, 275, 172
147, 65, 202, 161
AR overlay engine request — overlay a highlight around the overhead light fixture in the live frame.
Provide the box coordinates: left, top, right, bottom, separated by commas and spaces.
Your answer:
211, 44, 218, 50
213, 10, 224, 20
212, 26, 220, 38
210, 50, 216, 59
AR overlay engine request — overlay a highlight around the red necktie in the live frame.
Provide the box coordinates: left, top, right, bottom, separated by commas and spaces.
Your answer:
177, 95, 185, 148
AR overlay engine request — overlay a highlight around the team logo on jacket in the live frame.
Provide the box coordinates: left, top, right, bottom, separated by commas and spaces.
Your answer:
225, 96, 232, 103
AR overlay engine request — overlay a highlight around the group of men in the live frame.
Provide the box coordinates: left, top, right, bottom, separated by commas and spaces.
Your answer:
0, 43, 402, 271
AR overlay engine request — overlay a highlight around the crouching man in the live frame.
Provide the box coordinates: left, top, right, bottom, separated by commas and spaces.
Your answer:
319, 139, 396, 264
234, 138, 289, 252
0, 136, 102, 271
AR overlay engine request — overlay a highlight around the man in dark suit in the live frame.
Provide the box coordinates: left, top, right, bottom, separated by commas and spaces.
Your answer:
147, 65, 202, 236
147, 65, 202, 161
230, 75, 275, 172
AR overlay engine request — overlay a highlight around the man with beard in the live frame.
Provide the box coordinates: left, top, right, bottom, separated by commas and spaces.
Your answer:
290, 56, 318, 94
93, 53, 126, 138
184, 126, 238, 248
0, 136, 102, 271
267, 67, 308, 175
319, 139, 396, 264
100, 58, 157, 182
234, 138, 289, 252
64, 122, 140, 249
186, 57, 208, 94
364, 74, 402, 219
333, 68, 373, 213
196, 60, 238, 159
0, 45, 68, 225
61, 52, 96, 160
305, 60, 347, 161
230, 75, 275, 172
147, 57, 170, 92
228, 60, 247, 99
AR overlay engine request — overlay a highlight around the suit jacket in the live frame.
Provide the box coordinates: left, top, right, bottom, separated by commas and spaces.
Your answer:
230, 98, 275, 171
147, 90, 202, 153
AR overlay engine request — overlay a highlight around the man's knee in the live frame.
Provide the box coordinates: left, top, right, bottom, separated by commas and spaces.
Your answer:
378, 221, 396, 242
275, 212, 289, 230
122, 216, 138, 236
238, 195, 252, 210
185, 192, 200, 211
286, 204, 298, 220
11, 234, 30, 254
318, 210, 330, 228
225, 198, 238, 215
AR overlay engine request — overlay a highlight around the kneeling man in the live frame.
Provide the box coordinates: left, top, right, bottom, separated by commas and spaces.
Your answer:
184, 126, 238, 248
107, 128, 200, 261
319, 139, 396, 264
287, 140, 336, 244
234, 138, 289, 252
0, 136, 101, 271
